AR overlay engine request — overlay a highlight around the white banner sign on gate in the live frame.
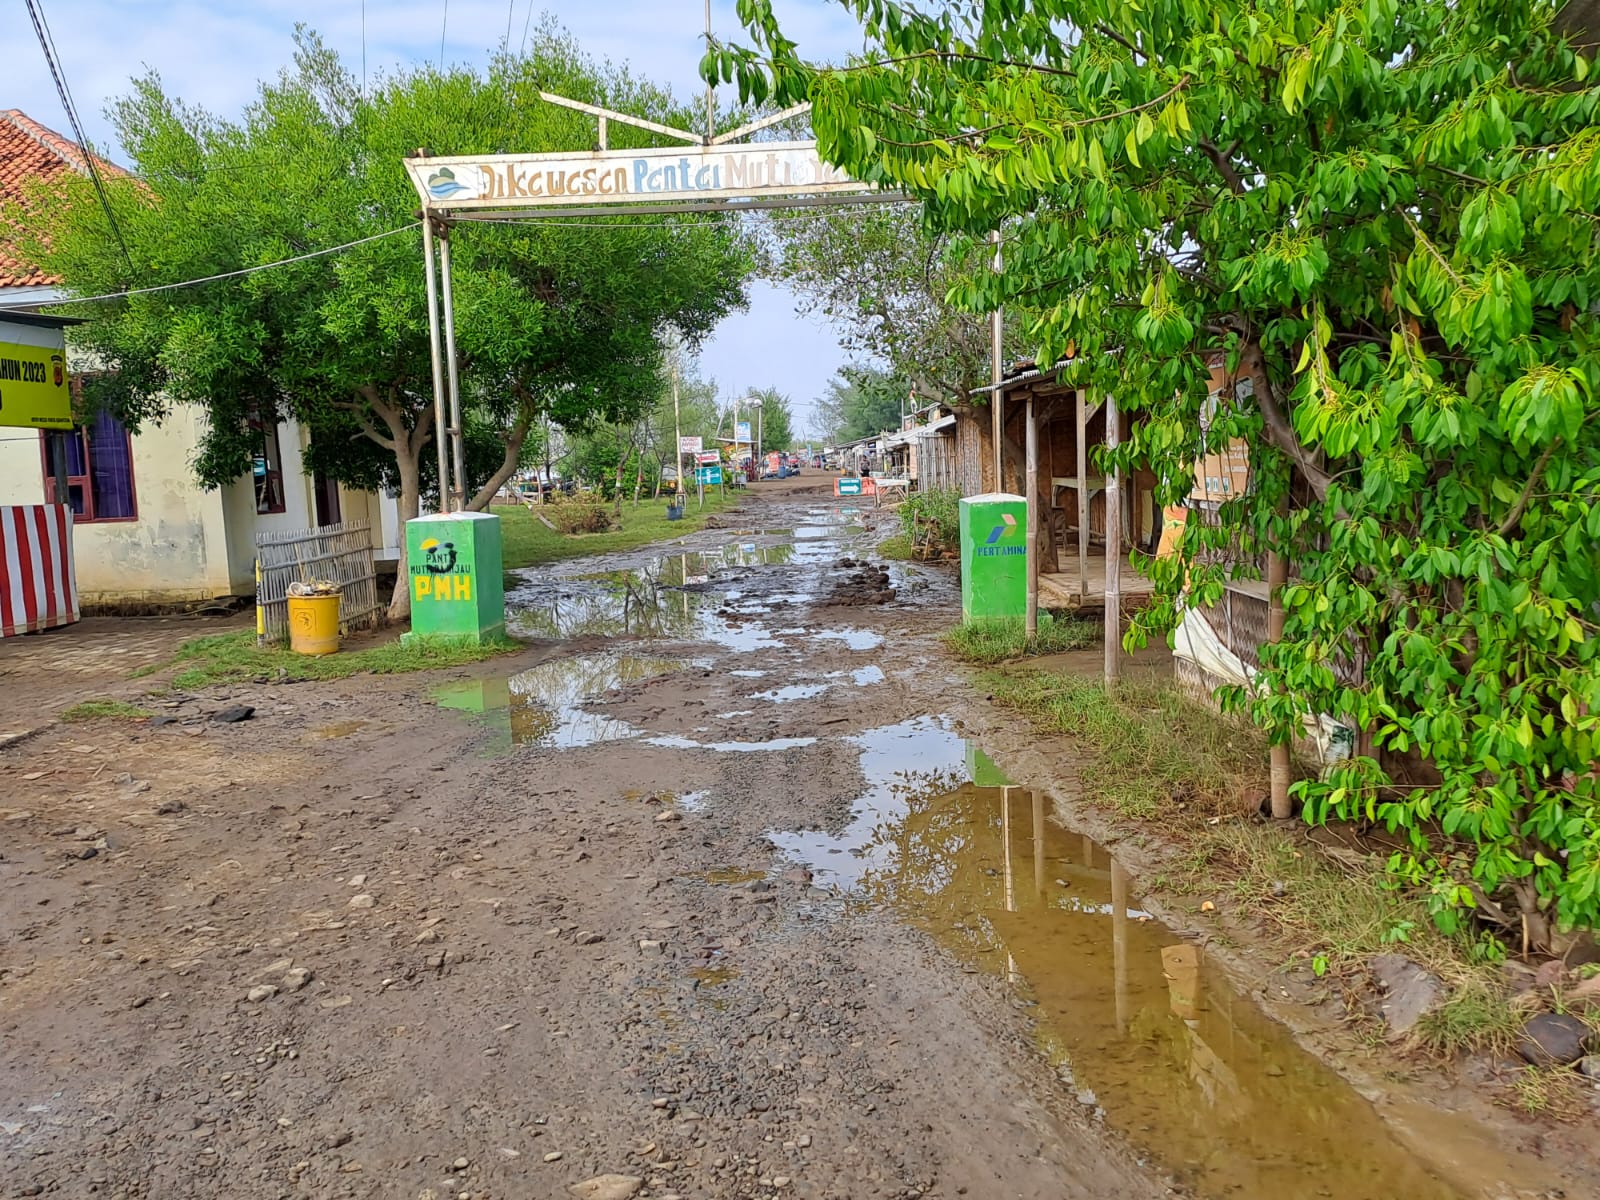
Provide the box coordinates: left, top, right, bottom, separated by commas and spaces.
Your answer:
678, 435, 703, 454
407, 142, 866, 211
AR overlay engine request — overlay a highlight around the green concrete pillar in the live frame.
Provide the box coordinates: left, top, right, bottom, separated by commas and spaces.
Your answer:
959, 493, 1028, 622
402, 512, 506, 644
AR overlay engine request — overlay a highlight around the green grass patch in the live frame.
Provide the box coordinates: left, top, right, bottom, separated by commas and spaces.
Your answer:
160, 630, 520, 690
1412, 974, 1527, 1058
493, 489, 737, 570
944, 614, 1098, 664
981, 669, 1269, 820
879, 533, 914, 561
60, 699, 153, 722
1508, 1064, 1591, 1120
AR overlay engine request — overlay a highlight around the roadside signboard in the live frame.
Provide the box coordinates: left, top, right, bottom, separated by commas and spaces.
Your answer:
837, 477, 863, 496
678, 435, 702, 453
735, 421, 751, 444
406, 141, 867, 212
697, 451, 720, 464
0, 335, 71, 431
696, 465, 723, 486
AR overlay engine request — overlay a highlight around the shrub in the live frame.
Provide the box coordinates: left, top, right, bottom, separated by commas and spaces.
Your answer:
899, 487, 961, 552
549, 503, 612, 535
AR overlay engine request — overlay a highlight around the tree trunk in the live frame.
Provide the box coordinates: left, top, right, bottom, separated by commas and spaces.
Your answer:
388, 434, 423, 621
374, 397, 431, 624
614, 424, 627, 516
466, 410, 535, 512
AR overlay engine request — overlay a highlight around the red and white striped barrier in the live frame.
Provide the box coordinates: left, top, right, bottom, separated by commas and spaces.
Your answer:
1, 504, 79, 638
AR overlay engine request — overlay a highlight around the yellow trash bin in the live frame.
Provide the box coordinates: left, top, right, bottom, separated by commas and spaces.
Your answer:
287, 592, 341, 656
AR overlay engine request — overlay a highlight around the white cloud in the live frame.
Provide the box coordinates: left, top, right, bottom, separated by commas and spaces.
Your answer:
8, 0, 867, 408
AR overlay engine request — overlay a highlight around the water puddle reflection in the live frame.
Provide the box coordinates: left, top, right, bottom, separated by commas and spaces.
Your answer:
770, 718, 1464, 1200
645, 734, 818, 753
506, 545, 799, 648
434, 652, 677, 751
813, 628, 884, 651
752, 683, 832, 703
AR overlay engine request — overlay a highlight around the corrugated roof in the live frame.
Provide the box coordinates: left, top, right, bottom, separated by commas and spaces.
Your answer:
0, 109, 125, 289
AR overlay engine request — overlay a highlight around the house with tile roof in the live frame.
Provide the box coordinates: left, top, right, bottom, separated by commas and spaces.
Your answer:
0, 109, 401, 609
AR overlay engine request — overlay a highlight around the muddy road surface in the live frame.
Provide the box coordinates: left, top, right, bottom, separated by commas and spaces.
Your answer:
0, 476, 1568, 1200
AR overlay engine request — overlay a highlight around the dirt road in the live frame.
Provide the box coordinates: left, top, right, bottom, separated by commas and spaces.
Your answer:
0, 476, 1574, 1200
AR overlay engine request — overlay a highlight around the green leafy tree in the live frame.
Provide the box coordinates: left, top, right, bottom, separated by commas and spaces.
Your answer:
743, 386, 796, 453
23, 24, 747, 617
764, 205, 1005, 403
816, 364, 913, 444
710, 1, 1600, 942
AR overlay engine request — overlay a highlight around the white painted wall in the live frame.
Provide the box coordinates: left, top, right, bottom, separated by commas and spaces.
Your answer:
0, 390, 403, 603
0, 406, 245, 603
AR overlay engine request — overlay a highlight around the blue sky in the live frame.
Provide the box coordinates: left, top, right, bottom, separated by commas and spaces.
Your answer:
8, 0, 867, 436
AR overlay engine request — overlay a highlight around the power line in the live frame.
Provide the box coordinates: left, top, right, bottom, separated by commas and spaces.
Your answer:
520, 0, 536, 56
361, 0, 368, 99
439, 0, 450, 64
0, 223, 420, 312
504, 0, 516, 52
24, 0, 132, 274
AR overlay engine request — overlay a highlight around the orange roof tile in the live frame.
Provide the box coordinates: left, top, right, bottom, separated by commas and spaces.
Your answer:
0, 108, 126, 290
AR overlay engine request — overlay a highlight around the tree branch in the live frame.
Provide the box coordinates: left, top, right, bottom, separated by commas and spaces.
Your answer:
1199, 137, 1247, 195
1237, 339, 1335, 501
872, 75, 1192, 149
1093, 24, 1148, 63
1496, 437, 1560, 536
347, 385, 396, 451
467, 408, 537, 512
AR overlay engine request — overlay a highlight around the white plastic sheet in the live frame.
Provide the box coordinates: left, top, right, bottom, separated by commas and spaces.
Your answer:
1173, 606, 1354, 769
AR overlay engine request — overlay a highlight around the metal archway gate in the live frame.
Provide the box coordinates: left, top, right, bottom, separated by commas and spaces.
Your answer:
401, 93, 903, 513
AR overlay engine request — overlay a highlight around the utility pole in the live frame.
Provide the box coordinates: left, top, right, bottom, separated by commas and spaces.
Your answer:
672, 357, 683, 502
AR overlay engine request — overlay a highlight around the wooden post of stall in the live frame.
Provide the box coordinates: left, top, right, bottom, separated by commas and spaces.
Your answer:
1103, 391, 1122, 686
1025, 392, 1039, 639
1031, 789, 1046, 899
1075, 388, 1089, 605
1268, 544, 1291, 818
1111, 859, 1131, 1034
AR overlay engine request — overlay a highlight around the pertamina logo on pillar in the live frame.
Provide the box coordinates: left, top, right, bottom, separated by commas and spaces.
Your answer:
412, 538, 472, 602
977, 513, 1023, 557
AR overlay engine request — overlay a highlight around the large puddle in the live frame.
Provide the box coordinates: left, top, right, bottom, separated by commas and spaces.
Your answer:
433, 651, 678, 750
503, 506, 875, 650
771, 718, 1466, 1200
